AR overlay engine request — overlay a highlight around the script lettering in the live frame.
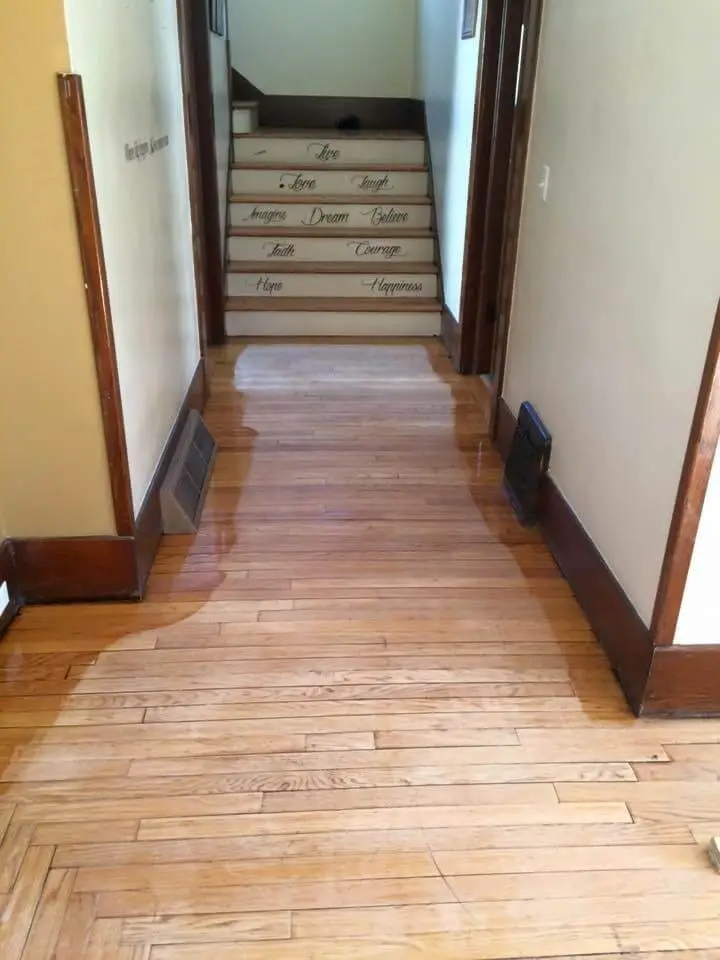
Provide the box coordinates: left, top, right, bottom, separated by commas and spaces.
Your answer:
280, 173, 317, 193
363, 277, 423, 296
263, 242, 296, 258
362, 206, 409, 226
301, 206, 351, 227
352, 174, 392, 193
309, 142, 341, 162
348, 241, 406, 260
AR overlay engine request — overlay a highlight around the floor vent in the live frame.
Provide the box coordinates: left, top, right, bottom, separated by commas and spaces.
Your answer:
503, 401, 552, 526
160, 410, 218, 534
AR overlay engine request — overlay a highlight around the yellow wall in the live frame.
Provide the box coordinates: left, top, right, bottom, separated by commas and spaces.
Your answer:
0, 1, 116, 538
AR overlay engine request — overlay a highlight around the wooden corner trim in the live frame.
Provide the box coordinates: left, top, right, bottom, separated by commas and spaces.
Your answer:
651, 298, 720, 646
0, 539, 21, 633
57, 73, 135, 538
643, 643, 720, 717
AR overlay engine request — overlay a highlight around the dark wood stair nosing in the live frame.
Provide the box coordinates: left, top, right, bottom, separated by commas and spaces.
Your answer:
226, 261, 439, 275
228, 227, 435, 239
229, 194, 432, 206
232, 162, 428, 173
225, 296, 443, 313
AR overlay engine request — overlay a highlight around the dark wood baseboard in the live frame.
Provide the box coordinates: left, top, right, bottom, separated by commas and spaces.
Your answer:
644, 644, 720, 717
13, 537, 139, 604
494, 398, 654, 714
0, 539, 21, 634
441, 308, 461, 368
134, 360, 207, 593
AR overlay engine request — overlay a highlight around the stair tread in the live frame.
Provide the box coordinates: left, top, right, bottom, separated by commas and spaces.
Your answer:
233, 128, 424, 140
233, 162, 427, 173
227, 261, 438, 275
229, 227, 433, 238
226, 297, 442, 313
230, 194, 431, 206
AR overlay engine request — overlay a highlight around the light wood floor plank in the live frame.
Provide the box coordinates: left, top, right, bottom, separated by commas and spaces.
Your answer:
2, 341, 719, 957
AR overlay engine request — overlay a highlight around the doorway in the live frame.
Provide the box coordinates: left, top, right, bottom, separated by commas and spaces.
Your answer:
454, 0, 543, 426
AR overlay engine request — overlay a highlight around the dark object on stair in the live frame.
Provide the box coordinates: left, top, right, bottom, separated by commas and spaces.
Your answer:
503, 401, 552, 526
337, 114, 362, 131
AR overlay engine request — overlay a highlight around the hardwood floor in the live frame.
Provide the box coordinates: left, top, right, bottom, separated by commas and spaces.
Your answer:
2, 339, 720, 958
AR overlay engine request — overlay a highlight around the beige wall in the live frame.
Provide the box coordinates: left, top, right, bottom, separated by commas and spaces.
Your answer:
64, 0, 201, 512
417, 0, 482, 319
503, 0, 720, 625
0, 2, 116, 538
229, 0, 418, 98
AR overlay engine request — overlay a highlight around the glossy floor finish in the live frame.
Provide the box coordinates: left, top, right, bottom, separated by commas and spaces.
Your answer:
2, 340, 720, 959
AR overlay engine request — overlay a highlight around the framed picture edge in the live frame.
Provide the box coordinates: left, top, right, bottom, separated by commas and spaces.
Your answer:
462, 0, 480, 39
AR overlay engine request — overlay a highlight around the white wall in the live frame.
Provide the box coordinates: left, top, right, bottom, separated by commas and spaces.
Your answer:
64, 0, 201, 512
502, 0, 720, 625
210, 25, 231, 262
417, 0, 482, 319
228, 0, 418, 98
675, 445, 720, 645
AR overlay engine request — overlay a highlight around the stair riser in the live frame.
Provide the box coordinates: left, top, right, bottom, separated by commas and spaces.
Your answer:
232, 169, 428, 197
233, 108, 258, 135
234, 137, 425, 166
227, 273, 439, 299
228, 236, 435, 263
231, 202, 432, 231
226, 312, 442, 338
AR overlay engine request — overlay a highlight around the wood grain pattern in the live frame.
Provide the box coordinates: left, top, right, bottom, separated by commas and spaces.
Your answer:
0, 341, 719, 957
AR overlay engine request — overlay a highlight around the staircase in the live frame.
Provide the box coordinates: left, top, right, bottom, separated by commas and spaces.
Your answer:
225, 111, 443, 338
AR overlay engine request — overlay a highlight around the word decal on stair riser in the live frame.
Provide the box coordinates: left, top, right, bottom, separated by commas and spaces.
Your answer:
301, 207, 351, 227
348, 241, 407, 260
279, 174, 318, 193
249, 277, 284, 295
242, 207, 288, 225
362, 277, 424, 296
352, 174, 393, 193
362, 207, 410, 226
308, 142, 341, 162
263, 242, 296, 258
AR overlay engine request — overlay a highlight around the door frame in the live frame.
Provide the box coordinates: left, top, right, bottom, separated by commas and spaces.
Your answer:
175, 0, 227, 352
453, 0, 543, 387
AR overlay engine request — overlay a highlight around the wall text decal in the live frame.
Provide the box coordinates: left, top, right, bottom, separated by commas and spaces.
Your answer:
301, 207, 351, 226
363, 277, 423, 296
125, 134, 170, 163
242, 207, 287, 225
279, 173, 317, 193
249, 277, 283, 295
362, 206, 410, 226
308, 142, 341, 162
263, 242, 296, 258
348, 241, 407, 260
352, 174, 393, 193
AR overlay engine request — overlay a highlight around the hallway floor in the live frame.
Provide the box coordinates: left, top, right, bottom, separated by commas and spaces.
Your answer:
2, 340, 720, 959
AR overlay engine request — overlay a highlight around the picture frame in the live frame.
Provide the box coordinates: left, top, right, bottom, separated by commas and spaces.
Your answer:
462, 0, 480, 39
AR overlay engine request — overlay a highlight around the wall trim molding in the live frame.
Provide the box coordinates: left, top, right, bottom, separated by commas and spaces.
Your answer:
57, 73, 135, 538
441, 309, 461, 368
12, 537, 139, 604
644, 644, 720, 716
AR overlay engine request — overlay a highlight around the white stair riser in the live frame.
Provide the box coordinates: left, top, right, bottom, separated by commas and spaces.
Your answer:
232, 169, 428, 197
231, 202, 432, 231
226, 312, 442, 338
234, 136, 425, 166
233, 108, 258, 134
228, 235, 435, 263
228, 273, 438, 299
